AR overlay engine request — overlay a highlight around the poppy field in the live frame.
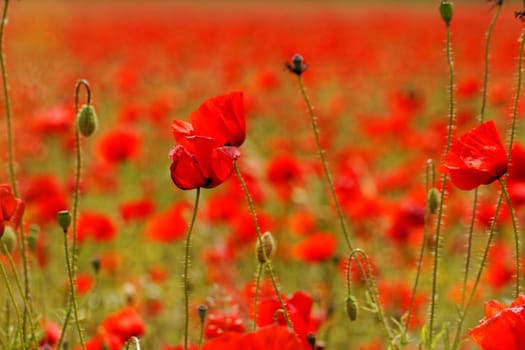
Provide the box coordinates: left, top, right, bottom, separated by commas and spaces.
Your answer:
3, 0, 525, 349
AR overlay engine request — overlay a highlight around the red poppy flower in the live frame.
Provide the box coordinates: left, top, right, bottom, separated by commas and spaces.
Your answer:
469, 294, 525, 350
201, 325, 303, 350
119, 198, 155, 223
0, 184, 24, 236
293, 232, 337, 263
144, 201, 189, 242
101, 306, 145, 344
97, 128, 141, 164
440, 120, 507, 190
169, 136, 240, 190
77, 211, 117, 243
172, 91, 245, 147
39, 319, 61, 348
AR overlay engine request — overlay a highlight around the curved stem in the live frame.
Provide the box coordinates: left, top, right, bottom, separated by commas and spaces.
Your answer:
233, 163, 293, 329
295, 75, 396, 347
252, 263, 263, 331
183, 187, 201, 350
429, 19, 455, 346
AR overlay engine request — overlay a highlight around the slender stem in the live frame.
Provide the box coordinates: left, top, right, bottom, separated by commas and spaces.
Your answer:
429, 19, 455, 346
479, 3, 502, 123
499, 180, 521, 296
2, 243, 39, 350
295, 75, 396, 347
0, 256, 23, 349
252, 263, 263, 331
0, 1, 32, 338
461, 6, 502, 305
405, 161, 432, 331
183, 187, 201, 350
233, 163, 293, 329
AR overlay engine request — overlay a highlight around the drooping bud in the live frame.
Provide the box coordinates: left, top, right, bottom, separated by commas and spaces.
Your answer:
256, 231, 275, 264
57, 210, 72, 233
427, 187, 440, 215
439, 1, 453, 25
76, 104, 98, 137
346, 295, 358, 321
198, 304, 208, 324
1, 226, 17, 254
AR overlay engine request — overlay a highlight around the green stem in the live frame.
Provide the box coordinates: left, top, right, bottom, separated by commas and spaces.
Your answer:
499, 180, 521, 296
405, 160, 432, 331
0, 253, 23, 349
233, 163, 293, 329
253, 263, 263, 331
0, 1, 32, 339
183, 187, 201, 350
295, 75, 396, 347
2, 243, 39, 350
429, 19, 455, 346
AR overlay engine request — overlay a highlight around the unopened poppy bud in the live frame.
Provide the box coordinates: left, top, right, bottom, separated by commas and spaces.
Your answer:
198, 304, 208, 323
439, 1, 453, 25
76, 104, 98, 137
286, 54, 308, 76
57, 210, 72, 232
427, 187, 440, 214
27, 224, 39, 251
306, 333, 316, 349
1, 226, 17, 254
256, 231, 275, 263
346, 295, 358, 321
91, 256, 101, 274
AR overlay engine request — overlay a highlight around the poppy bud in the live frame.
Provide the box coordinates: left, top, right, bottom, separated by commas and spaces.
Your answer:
57, 210, 72, 232
306, 333, 316, 349
1, 226, 17, 254
286, 54, 308, 76
91, 255, 101, 274
427, 187, 440, 215
256, 231, 275, 264
439, 1, 453, 25
346, 295, 358, 321
76, 104, 98, 137
27, 224, 39, 251
198, 304, 208, 324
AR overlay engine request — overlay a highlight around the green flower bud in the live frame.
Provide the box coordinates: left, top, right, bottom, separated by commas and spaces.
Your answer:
256, 231, 275, 264
57, 210, 72, 232
27, 224, 40, 251
346, 295, 358, 321
1, 226, 17, 254
439, 1, 453, 25
76, 104, 98, 137
427, 187, 440, 215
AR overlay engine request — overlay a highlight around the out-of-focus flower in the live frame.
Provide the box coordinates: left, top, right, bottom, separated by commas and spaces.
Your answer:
97, 128, 142, 164
440, 120, 507, 190
293, 232, 337, 263
0, 184, 24, 236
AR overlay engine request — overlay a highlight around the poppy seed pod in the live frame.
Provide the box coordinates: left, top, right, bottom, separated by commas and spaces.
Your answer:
76, 104, 98, 137
346, 295, 358, 321
439, 1, 453, 25
57, 210, 72, 232
0, 226, 17, 254
427, 187, 440, 215
198, 304, 208, 323
256, 231, 275, 264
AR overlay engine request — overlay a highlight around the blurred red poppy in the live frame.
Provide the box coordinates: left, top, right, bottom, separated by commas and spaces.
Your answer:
293, 232, 337, 263
169, 136, 240, 190
469, 294, 525, 350
0, 184, 24, 236
97, 128, 141, 164
77, 211, 117, 243
172, 91, 245, 147
440, 120, 507, 190
201, 325, 303, 350
102, 306, 145, 344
